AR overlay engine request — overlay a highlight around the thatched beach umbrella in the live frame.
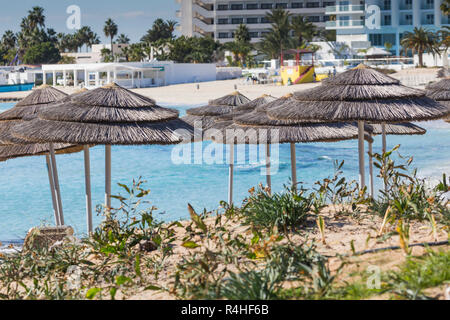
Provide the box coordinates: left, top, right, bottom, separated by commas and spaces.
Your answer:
0, 85, 81, 226
426, 78, 450, 123
364, 123, 426, 196
186, 91, 250, 117
268, 65, 450, 189
13, 83, 193, 232
182, 92, 250, 204
212, 94, 361, 202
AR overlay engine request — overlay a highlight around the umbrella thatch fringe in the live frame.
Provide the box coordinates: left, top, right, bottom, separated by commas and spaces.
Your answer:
0, 144, 85, 160
268, 97, 450, 123
234, 95, 277, 112
437, 68, 450, 78
208, 91, 250, 106
13, 118, 193, 145
212, 122, 360, 144
186, 105, 234, 117
39, 102, 179, 123
426, 78, 450, 91
293, 84, 424, 101
323, 66, 400, 85
426, 90, 450, 101
367, 123, 426, 135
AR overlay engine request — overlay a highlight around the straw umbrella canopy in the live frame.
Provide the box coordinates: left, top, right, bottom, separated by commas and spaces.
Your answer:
13, 83, 193, 232
0, 85, 83, 226
186, 91, 251, 117
268, 65, 450, 189
426, 78, 450, 123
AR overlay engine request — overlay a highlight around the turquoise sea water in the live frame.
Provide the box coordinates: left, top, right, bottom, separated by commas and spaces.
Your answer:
0, 102, 449, 242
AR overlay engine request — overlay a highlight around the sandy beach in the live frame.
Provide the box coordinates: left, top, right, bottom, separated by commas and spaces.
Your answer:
0, 80, 320, 105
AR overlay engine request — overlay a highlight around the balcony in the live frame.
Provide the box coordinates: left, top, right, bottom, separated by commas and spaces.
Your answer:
325, 5, 365, 14
326, 19, 364, 29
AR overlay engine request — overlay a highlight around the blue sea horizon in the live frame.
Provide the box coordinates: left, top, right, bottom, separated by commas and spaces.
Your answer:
0, 102, 449, 243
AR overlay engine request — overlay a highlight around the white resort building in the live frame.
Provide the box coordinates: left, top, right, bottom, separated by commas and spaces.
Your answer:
37, 62, 218, 89
326, 0, 449, 55
176, 0, 334, 43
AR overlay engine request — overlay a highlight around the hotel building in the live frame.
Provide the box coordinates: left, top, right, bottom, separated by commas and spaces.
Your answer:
176, 0, 335, 42
325, 0, 449, 55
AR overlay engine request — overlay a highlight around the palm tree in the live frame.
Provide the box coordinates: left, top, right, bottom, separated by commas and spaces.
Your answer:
117, 34, 130, 44
401, 27, 440, 67
441, 0, 450, 15
27, 6, 45, 30
104, 18, 118, 56
235, 24, 250, 43
166, 20, 178, 38
2, 31, 17, 50
261, 9, 291, 59
290, 15, 316, 48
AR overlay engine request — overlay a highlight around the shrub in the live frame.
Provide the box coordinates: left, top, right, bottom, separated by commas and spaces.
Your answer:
241, 185, 313, 232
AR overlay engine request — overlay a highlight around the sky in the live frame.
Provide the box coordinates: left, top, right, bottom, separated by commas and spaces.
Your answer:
0, 0, 179, 43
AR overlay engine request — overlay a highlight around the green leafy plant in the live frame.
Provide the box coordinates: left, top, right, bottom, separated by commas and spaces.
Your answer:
241, 185, 313, 233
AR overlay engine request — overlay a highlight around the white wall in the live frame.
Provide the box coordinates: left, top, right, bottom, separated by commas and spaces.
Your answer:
165, 63, 216, 84
414, 50, 450, 68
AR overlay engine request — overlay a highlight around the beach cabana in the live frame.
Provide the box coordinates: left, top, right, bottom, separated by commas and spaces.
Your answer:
186, 91, 251, 117
13, 83, 193, 233
0, 85, 82, 226
268, 65, 450, 190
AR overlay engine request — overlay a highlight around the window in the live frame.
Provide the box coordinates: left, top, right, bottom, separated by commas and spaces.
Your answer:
308, 16, 320, 22
261, 3, 273, 9
246, 17, 259, 24
306, 2, 320, 8
369, 34, 383, 46
230, 4, 243, 10
218, 32, 229, 39
291, 2, 303, 8
217, 4, 228, 10
231, 18, 244, 24
275, 3, 288, 8
246, 3, 258, 9
426, 14, 434, 24
218, 18, 228, 24
383, 15, 391, 25
323, 2, 335, 7
405, 14, 412, 21
383, 0, 391, 10
249, 32, 259, 38
323, 15, 331, 21
261, 17, 270, 23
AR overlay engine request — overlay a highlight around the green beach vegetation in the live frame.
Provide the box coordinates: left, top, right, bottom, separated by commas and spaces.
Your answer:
0, 147, 448, 300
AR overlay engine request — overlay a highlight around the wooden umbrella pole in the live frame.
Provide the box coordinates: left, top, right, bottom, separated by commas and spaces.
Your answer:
105, 145, 112, 210
381, 122, 387, 154
266, 143, 272, 194
84, 146, 93, 234
228, 144, 234, 205
358, 121, 366, 190
290, 143, 297, 191
368, 135, 374, 198
381, 122, 387, 193
45, 154, 60, 226
49, 143, 64, 225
